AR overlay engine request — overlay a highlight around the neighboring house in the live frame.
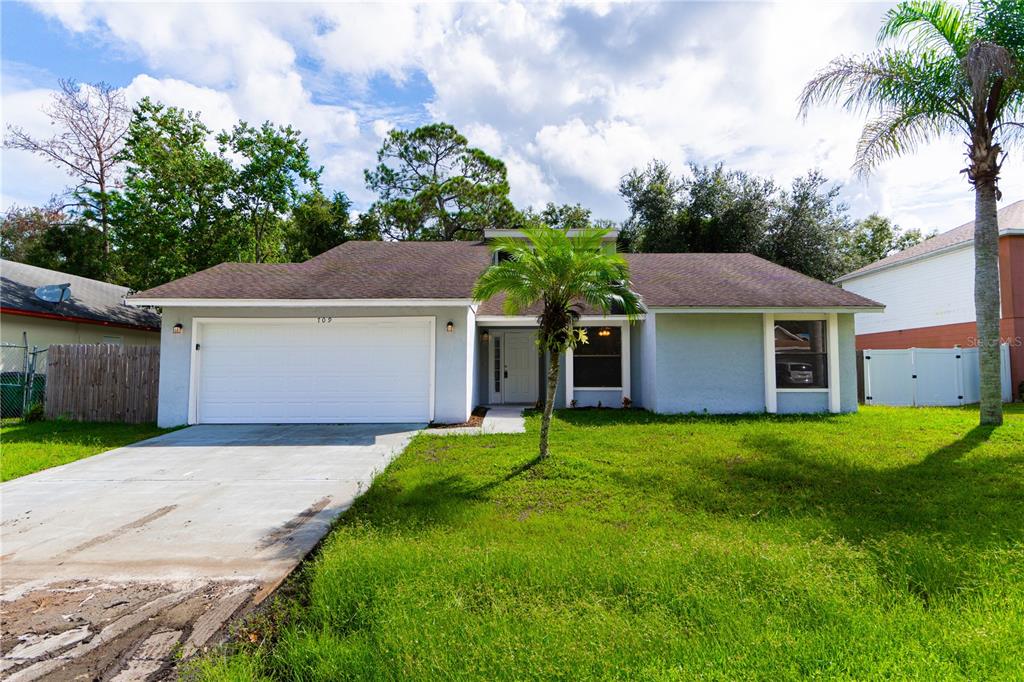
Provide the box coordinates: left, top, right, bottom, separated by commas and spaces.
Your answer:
126, 230, 882, 427
837, 199, 1024, 394
1, 260, 161, 351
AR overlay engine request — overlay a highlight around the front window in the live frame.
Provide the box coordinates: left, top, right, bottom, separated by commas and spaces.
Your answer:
775, 320, 827, 388
574, 327, 622, 388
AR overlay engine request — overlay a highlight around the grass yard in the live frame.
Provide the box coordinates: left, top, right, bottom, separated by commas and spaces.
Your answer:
0, 420, 174, 481
198, 405, 1024, 680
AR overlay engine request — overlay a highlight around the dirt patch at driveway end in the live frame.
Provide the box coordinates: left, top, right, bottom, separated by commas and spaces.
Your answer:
1, 578, 259, 681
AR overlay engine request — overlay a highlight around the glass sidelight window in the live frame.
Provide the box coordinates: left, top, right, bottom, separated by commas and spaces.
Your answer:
493, 335, 501, 393
574, 327, 622, 388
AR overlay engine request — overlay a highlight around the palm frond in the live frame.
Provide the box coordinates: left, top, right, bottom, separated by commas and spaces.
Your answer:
878, 0, 973, 56
853, 109, 954, 175
799, 49, 969, 125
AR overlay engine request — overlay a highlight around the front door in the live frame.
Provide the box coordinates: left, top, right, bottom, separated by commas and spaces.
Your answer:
493, 331, 538, 404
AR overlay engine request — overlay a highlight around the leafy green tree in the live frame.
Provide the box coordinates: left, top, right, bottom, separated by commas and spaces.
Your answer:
218, 121, 321, 262
618, 159, 683, 252
619, 162, 781, 254
678, 165, 776, 253
284, 190, 379, 261
620, 162, 852, 280
364, 123, 517, 241
110, 98, 238, 290
799, 0, 1023, 426
473, 227, 644, 461
1, 203, 106, 280
759, 171, 852, 283
1, 203, 64, 263
843, 214, 926, 271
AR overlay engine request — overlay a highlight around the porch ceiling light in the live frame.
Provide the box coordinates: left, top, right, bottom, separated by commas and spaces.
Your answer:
172, 323, 184, 335
597, 328, 612, 337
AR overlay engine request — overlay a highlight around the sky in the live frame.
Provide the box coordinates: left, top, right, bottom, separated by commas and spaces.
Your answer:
2, 1, 1022, 235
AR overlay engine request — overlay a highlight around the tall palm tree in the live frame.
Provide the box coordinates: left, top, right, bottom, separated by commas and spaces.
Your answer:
473, 227, 644, 459
799, 0, 1023, 426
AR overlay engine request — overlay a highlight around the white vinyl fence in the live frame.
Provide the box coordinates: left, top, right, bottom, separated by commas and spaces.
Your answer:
863, 344, 1012, 407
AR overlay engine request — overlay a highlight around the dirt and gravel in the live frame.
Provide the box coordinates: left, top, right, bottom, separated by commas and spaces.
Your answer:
1, 578, 259, 681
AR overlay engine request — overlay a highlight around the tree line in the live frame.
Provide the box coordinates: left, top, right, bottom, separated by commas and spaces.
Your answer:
3, 81, 925, 290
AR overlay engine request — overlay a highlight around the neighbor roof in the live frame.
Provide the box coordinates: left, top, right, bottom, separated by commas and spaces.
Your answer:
837, 199, 1024, 282
129, 241, 881, 311
1, 260, 161, 330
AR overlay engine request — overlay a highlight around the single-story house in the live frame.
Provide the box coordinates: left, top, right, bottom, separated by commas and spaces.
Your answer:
837, 199, 1023, 393
1, 259, 161, 354
126, 230, 882, 427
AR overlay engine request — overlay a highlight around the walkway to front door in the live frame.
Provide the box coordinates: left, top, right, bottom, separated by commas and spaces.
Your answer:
489, 330, 539, 404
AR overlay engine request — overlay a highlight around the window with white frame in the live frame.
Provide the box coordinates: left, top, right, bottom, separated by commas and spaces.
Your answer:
774, 320, 828, 388
573, 327, 622, 388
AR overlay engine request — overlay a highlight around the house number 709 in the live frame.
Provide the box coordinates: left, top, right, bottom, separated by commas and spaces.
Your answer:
316, 317, 333, 324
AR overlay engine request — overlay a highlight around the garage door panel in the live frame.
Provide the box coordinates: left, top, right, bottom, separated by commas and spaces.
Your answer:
196, 319, 432, 423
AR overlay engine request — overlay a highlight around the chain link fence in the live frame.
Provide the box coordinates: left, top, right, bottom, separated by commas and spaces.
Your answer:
1, 340, 48, 421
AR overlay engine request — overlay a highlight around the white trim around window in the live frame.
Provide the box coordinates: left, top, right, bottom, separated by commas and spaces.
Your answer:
565, 320, 630, 405
764, 312, 841, 414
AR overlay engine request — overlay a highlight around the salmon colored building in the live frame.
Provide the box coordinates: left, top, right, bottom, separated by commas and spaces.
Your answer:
838, 200, 1024, 399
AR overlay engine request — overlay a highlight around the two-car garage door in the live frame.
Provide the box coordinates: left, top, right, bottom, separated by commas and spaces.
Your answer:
194, 318, 433, 423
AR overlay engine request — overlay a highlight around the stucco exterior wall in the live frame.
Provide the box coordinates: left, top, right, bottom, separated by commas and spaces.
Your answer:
653, 313, 766, 414
838, 314, 858, 412
157, 305, 473, 427
1, 313, 159, 351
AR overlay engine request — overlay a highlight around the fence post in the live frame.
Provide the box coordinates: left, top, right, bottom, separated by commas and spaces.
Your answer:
24, 346, 38, 416
863, 350, 873, 405
20, 332, 30, 415
909, 348, 917, 407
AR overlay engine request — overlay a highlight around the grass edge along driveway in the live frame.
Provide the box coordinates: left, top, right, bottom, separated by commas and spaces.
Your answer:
197, 404, 1023, 679
1, 420, 176, 481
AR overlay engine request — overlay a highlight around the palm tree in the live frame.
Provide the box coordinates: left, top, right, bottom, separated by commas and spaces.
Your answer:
473, 227, 645, 459
799, 0, 1023, 426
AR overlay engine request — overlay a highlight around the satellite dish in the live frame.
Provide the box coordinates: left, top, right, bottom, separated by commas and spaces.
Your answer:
34, 283, 72, 305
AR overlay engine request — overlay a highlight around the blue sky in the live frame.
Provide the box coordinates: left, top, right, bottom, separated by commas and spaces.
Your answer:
3, 1, 1022, 234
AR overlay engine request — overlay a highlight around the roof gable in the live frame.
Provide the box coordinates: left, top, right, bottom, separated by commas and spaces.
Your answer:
838, 199, 1024, 281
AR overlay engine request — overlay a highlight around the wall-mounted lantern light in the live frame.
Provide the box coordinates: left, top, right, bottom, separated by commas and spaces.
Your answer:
481, 330, 490, 343
172, 323, 184, 335
446, 320, 455, 333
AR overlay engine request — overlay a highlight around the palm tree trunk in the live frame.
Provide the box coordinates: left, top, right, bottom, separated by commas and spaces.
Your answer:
538, 350, 560, 459
974, 179, 1003, 426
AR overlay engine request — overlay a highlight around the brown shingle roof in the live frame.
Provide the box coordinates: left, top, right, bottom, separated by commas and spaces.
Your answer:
623, 253, 879, 308
837, 199, 1024, 281
131, 241, 880, 311
2, 259, 160, 330
132, 241, 493, 300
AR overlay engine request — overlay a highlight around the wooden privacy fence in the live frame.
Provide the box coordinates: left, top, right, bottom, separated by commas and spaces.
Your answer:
45, 344, 160, 423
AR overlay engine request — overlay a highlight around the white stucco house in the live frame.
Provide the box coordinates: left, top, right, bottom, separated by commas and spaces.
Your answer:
126, 230, 882, 427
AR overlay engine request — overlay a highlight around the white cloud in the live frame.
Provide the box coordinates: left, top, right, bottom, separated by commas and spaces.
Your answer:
535, 118, 664, 192
9, 0, 1024, 234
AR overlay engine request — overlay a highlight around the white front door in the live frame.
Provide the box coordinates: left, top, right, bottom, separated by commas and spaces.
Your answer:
498, 331, 538, 404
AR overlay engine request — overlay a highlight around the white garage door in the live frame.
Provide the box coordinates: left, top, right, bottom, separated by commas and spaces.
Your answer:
195, 318, 433, 423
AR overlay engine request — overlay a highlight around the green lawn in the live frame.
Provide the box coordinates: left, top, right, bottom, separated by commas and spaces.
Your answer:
0, 420, 174, 481
198, 405, 1024, 680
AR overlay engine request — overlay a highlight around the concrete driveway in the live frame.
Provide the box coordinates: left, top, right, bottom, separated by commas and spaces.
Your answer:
0, 423, 421, 681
